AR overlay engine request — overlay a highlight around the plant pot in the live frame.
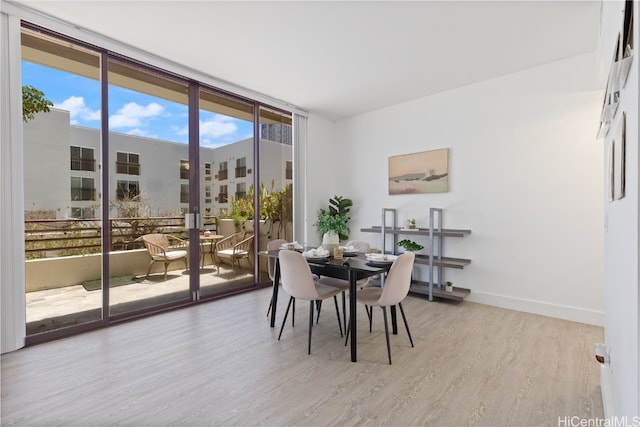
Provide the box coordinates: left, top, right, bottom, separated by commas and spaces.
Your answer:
445, 284, 453, 292
218, 218, 237, 237
322, 231, 339, 252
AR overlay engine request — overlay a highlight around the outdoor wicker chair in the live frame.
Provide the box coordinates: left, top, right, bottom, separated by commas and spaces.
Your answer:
141, 233, 188, 280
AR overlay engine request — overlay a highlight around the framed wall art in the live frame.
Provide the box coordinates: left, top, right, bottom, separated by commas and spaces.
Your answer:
388, 148, 449, 195
613, 112, 626, 200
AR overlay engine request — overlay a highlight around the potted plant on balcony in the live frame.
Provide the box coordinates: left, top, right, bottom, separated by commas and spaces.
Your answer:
397, 239, 424, 253
445, 281, 454, 292
314, 195, 352, 251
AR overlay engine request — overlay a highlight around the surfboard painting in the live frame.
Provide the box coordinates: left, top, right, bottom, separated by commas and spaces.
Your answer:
388, 148, 449, 195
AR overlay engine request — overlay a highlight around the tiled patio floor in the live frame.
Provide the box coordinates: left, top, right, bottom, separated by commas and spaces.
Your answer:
26, 264, 260, 334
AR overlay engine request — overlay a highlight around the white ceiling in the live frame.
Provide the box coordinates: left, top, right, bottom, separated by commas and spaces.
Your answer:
13, 1, 601, 121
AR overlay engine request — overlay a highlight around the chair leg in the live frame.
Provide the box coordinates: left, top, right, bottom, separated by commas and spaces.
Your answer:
278, 296, 294, 340
145, 260, 154, 280
369, 306, 373, 333
315, 300, 322, 324
267, 297, 272, 317
382, 306, 392, 365
333, 295, 343, 337
308, 301, 314, 354
344, 315, 350, 346
341, 292, 347, 335
398, 302, 414, 347
163, 262, 169, 280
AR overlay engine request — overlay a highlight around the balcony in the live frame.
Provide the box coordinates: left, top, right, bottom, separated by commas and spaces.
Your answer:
24, 216, 293, 336
217, 169, 228, 180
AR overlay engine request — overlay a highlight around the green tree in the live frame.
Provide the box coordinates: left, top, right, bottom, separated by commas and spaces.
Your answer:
22, 85, 53, 122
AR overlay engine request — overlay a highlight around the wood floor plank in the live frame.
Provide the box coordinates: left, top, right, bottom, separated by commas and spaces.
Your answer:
1, 289, 603, 426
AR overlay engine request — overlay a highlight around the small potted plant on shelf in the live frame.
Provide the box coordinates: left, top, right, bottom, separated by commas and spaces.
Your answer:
397, 239, 424, 252
405, 218, 416, 229
445, 281, 454, 292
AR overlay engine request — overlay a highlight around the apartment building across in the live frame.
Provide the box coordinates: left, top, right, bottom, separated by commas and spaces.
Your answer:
23, 108, 292, 219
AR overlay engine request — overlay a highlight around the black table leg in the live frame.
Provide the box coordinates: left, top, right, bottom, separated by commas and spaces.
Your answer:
349, 270, 357, 362
270, 261, 280, 328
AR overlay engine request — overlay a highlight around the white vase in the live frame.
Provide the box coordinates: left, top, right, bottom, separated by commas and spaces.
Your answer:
322, 231, 339, 252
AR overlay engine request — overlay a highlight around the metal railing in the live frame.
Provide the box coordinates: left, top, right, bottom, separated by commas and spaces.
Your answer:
25, 216, 184, 259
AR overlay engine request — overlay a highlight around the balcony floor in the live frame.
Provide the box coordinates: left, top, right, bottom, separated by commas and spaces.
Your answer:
26, 263, 259, 335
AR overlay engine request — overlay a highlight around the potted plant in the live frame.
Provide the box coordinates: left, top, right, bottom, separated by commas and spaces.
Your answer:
314, 195, 352, 251
397, 239, 424, 252
445, 281, 454, 292
405, 218, 416, 229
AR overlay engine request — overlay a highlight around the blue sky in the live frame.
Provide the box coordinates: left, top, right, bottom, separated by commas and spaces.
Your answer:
22, 61, 253, 147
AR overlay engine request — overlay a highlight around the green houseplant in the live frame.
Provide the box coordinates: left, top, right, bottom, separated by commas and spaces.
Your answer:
314, 195, 352, 250
397, 239, 424, 252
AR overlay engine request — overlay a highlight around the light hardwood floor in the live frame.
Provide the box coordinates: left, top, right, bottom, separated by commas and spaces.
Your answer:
1, 288, 603, 426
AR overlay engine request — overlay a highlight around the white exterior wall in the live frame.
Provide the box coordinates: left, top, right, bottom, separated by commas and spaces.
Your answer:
23, 110, 291, 218
308, 52, 604, 326
23, 109, 71, 216
600, 0, 639, 418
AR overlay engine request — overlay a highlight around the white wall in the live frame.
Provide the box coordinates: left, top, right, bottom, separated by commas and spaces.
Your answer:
308, 52, 604, 326
304, 114, 338, 246
600, 0, 639, 418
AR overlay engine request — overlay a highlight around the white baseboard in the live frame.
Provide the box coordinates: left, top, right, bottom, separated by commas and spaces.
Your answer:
600, 364, 614, 418
466, 291, 604, 326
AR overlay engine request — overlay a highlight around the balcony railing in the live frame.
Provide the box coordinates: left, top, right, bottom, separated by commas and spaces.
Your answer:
70, 157, 96, 171
25, 216, 186, 259
217, 169, 228, 180
116, 162, 141, 175
71, 188, 96, 201
218, 193, 228, 203
235, 166, 247, 178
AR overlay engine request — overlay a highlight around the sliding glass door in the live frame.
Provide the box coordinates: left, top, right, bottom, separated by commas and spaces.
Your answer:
198, 89, 256, 298
22, 26, 104, 335
20, 22, 296, 340
106, 58, 192, 316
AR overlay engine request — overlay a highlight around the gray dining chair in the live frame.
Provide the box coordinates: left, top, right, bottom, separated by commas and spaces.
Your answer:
346, 251, 415, 364
318, 239, 372, 328
266, 239, 288, 318
277, 249, 343, 354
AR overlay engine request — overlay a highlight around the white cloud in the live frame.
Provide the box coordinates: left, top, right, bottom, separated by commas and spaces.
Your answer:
55, 96, 100, 124
200, 115, 238, 138
109, 102, 164, 129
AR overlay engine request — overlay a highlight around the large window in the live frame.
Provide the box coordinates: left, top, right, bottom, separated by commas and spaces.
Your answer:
116, 152, 140, 175
116, 180, 140, 200
70, 146, 96, 171
218, 161, 228, 180
218, 184, 228, 203
235, 157, 247, 178
20, 22, 295, 341
180, 160, 189, 180
70, 177, 95, 201
22, 24, 104, 337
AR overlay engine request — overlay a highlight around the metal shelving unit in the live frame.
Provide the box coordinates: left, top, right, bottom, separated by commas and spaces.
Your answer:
360, 207, 471, 301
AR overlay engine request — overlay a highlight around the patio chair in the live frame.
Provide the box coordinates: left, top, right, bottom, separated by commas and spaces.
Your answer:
215, 232, 254, 272
141, 233, 188, 280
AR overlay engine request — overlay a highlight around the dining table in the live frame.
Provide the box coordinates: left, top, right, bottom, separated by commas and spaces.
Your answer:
261, 247, 394, 362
